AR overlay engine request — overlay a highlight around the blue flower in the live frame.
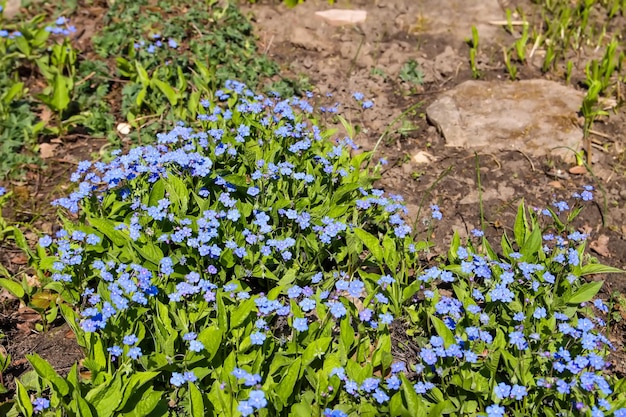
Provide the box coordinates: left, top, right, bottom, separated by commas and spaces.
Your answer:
189, 340, 204, 352
38, 235, 53, 248
170, 372, 186, 387
33, 397, 50, 413
123, 334, 138, 345
533, 307, 547, 319
327, 301, 347, 319
250, 332, 266, 345
494, 382, 511, 399
509, 331, 528, 350
126, 346, 142, 359
293, 317, 308, 332
373, 388, 389, 404
485, 404, 505, 417
420, 348, 437, 365
248, 390, 267, 409
238, 401, 254, 416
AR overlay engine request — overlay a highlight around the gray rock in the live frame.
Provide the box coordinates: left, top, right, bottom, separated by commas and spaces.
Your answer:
426, 80, 584, 161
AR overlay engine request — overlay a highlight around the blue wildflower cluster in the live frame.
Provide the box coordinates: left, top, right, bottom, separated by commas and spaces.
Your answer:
33, 75, 624, 416
44, 16, 76, 36
133, 33, 179, 53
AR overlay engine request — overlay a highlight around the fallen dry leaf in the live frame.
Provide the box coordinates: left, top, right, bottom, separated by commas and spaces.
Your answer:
39, 143, 58, 159
590, 234, 611, 257
10, 253, 28, 265
569, 165, 587, 175
314, 9, 367, 26
548, 180, 563, 189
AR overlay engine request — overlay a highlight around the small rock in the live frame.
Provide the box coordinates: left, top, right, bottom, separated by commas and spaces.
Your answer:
315, 9, 367, 26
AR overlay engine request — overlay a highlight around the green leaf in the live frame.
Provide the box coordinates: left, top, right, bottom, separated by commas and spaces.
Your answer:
15, 379, 33, 417
0, 278, 25, 298
132, 240, 163, 266
400, 373, 425, 416
276, 358, 301, 405
340, 317, 354, 351
567, 280, 604, 305
429, 315, 455, 348
86, 375, 123, 417
135, 61, 150, 86
152, 78, 178, 106
188, 382, 204, 416
580, 264, 624, 276
52, 74, 70, 112
230, 298, 255, 330
27, 353, 69, 396
118, 372, 161, 411
302, 337, 332, 368
148, 179, 166, 207
354, 228, 383, 263
165, 175, 189, 214
197, 326, 222, 360
88, 217, 130, 247
520, 226, 541, 257
513, 201, 527, 248
121, 387, 165, 417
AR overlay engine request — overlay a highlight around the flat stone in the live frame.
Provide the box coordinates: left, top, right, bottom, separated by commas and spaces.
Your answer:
426, 80, 584, 161
314, 9, 367, 26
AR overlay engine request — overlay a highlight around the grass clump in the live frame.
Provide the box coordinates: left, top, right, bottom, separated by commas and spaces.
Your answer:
0, 79, 624, 417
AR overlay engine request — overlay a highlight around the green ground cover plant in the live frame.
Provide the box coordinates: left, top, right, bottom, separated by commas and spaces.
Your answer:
0, 0, 307, 179
1, 79, 625, 417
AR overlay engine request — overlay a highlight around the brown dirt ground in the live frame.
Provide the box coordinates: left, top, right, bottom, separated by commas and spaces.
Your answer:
1, 0, 626, 399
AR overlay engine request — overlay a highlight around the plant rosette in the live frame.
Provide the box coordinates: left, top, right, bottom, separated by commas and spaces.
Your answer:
10, 80, 626, 417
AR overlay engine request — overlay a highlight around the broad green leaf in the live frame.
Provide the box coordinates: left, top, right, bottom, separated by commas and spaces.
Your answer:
383, 235, 399, 272
276, 358, 301, 405
580, 264, 624, 276
88, 217, 129, 247
0, 278, 24, 298
15, 379, 33, 417
27, 353, 69, 396
86, 375, 123, 417
340, 317, 354, 351
135, 61, 150, 86
52, 74, 70, 112
132, 240, 163, 266
188, 382, 204, 416
148, 179, 166, 207
353, 228, 383, 263
198, 326, 222, 361
165, 175, 189, 214
152, 78, 178, 106
75, 390, 94, 417
567, 280, 604, 305
230, 298, 255, 330
400, 373, 425, 417
121, 387, 165, 417
389, 392, 411, 417
87, 333, 107, 372
521, 226, 541, 257
302, 337, 332, 368
118, 372, 160, 411
429, 315, 455, 348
